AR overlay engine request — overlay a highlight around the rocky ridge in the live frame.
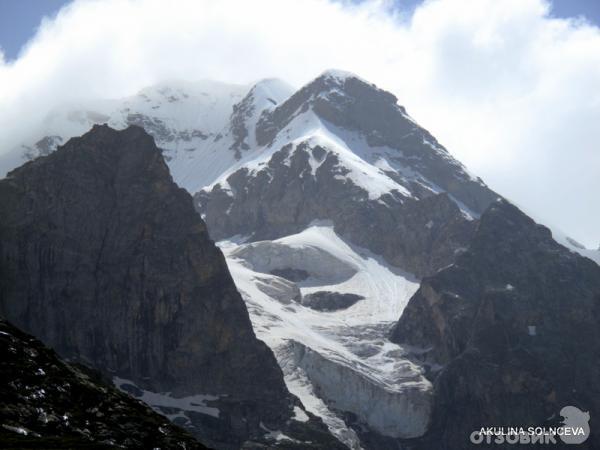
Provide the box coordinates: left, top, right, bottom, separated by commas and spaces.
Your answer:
391, 200, 600, 449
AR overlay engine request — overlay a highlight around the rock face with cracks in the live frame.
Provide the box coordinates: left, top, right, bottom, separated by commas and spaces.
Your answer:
0, 125, 343, 449
391, 200, 600, 450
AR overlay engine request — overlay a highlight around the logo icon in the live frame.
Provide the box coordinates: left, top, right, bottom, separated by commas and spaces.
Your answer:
559, 406, 590, 444
469, 405, 591, 445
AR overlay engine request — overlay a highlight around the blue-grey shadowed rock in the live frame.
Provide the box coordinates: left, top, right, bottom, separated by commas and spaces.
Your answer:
300, 291, 365, 311
390, 199, 600, 450
0, 124, 346, 449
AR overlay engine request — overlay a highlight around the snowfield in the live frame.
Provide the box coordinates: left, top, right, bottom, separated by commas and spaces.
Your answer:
113, 376, 220, 428
219, 225, 432, 446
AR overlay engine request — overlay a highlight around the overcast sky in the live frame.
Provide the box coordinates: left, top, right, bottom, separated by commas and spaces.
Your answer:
0, 0, 599, 248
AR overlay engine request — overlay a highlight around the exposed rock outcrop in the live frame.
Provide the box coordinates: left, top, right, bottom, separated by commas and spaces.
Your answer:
0, 316, 205, 449
0, 125, 344, 449
391, 199, 600, 449
300, 292, 364, 311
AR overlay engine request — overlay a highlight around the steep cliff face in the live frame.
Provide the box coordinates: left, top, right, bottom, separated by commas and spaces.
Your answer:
0, 125, 343, 449
390, 199, 600, 449
196, 142, 478, 279
0, 317, 205, 449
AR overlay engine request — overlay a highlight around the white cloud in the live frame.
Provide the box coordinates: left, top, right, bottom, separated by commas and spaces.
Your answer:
0, 0, 598, 247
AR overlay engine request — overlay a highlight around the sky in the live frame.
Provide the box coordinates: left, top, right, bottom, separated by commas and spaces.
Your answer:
2, 0, 599, 60
0, 0, 599, 248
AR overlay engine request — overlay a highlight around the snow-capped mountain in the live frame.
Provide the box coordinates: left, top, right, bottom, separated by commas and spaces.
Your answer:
191, 71, 502, 447
0, 78, 295, 192
3, 70, 599, 449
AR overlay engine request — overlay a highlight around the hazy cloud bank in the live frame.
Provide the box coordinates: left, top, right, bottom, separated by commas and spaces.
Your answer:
1, 0, 598, 246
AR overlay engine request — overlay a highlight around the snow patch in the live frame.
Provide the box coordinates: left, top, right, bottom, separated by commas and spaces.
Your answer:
551, 228, 600, 265
260, 422, 301, 443
113, 377, 220, 418
292, 406, 309, 422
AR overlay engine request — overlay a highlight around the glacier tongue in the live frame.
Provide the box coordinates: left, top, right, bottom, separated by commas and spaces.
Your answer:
218, 225, 432, 444
289, 340, 431, 439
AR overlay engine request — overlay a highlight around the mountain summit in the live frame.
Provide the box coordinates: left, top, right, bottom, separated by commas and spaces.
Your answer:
196, 71, 498, 278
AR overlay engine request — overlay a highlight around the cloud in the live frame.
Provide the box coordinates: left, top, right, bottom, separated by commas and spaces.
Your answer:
0, 0, 599, 247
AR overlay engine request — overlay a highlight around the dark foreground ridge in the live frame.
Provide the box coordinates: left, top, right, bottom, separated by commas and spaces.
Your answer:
0, 316, 206, 449
391, 199, 600, 449
0, 124, 344, 449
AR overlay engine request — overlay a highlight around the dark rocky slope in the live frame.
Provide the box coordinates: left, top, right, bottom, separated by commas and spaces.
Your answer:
0, 125, 344, 449
0, 316, 205, 449
391, 199, 600, 449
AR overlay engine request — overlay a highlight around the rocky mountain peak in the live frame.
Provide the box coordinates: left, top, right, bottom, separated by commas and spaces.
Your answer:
256, 69, 403, 147
304, 69, 395, 103
228, 78, 293, 158
250, 70, 496, 213
198, 71, 498, 277
54, 123, 161, 167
